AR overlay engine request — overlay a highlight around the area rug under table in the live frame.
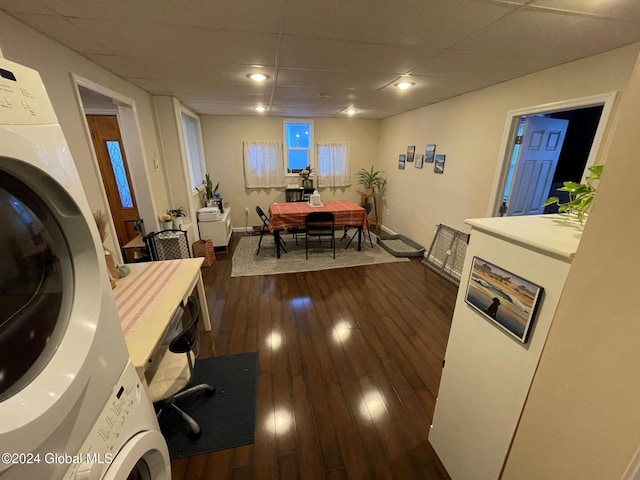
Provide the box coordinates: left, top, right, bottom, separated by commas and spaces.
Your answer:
158, 352, 258, 459
231, 232, 408, 277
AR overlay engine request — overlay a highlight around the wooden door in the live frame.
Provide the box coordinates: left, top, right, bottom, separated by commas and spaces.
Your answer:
87, 115, 140, 247
506, 116, 569, 216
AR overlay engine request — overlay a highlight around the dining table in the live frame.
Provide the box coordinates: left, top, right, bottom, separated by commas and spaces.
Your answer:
268, 199, 370, 258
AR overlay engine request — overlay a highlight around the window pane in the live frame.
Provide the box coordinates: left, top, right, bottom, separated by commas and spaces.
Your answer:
286, 123, 310, 148
106, 141, 133, 208
288, 150, 308, 171
181, 113, 205, 189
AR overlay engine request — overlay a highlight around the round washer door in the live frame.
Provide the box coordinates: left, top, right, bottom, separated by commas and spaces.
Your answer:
103, 431, 171, 480
0, 170, 71, 401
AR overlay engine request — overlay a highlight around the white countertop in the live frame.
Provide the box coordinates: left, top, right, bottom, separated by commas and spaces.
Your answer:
465, 214, 583, 261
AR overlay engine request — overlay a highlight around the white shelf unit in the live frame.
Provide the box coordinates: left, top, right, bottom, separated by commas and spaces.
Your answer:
429, 214, 582, 480
198, 207, 232, 251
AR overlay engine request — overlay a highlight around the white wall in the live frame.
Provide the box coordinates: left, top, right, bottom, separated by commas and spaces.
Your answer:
0, 12, 171, 249
200, 116, 380, 229
502, 47, 640, 480
377, 43, 640, 250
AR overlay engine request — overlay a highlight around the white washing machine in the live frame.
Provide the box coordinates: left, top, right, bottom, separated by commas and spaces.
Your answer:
62, 360, 170, 480
0, 58, 169, 478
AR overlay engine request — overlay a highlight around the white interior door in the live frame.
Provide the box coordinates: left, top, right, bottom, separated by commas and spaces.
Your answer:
506, 116, 569, 216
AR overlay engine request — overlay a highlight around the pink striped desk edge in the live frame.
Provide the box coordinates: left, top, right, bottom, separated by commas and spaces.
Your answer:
113, 259, 185, 340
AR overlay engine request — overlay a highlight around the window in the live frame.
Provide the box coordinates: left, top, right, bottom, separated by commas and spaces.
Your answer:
243, 141, 285, 188
284, 120, 313, 173
180, 112, 206, 191
317, 142, 351, 187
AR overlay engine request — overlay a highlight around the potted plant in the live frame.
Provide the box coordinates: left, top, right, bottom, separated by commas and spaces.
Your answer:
356, 166, 387, 196
543, 164, 603, 223
167, 207, 186, 229
198, 174, 219, 207
159, 213, 173, 230
299, 165, 314, 189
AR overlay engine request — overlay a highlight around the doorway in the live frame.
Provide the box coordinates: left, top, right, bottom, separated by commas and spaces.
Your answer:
86, 114, 140, 248
488, 92, 617, 217
72, 77, 159, 263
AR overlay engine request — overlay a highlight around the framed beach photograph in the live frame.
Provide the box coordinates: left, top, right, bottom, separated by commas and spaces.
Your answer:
465, 257, 543, 344
415, 154, 424, 169
434, 154, 445, 173
406, 145, 415, 162
425, 144, 436, 163
398, 154, 406, 170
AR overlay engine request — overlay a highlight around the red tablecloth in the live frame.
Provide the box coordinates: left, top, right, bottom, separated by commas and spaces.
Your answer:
269, 200, 370, 231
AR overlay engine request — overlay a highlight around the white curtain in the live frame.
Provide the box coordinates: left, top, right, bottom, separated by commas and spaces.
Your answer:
317, 142, 350, 188
243, 141, 285, 188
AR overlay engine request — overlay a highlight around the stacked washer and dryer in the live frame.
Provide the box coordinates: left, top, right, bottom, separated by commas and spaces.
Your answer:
0, 58, 170, 479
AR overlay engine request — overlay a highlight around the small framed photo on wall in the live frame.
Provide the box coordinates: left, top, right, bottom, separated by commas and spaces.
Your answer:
465, 256, 543, 344
398, 154, 406, 170
415, 154, 424, 169
425, 144, 436, 163
434, 154, 445, 174
407, 145, 415, 162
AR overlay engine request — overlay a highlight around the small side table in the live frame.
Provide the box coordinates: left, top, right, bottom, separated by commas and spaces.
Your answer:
285, 187, 315, 202
122, 234, 149, 263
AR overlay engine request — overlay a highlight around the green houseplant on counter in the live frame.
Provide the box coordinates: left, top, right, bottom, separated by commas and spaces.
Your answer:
543, 164, 603, 223
198, 173, 219, 207
167, 207, 186, 229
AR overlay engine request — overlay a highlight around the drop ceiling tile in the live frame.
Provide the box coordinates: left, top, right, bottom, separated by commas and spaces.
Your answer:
184, 102, 268, 115
531, 0, 640, 21
280, 35, 438, 74
364, 75, 497, 109
273, 86, 364, 102
68, 18, 278, 64
0, 0, 55, 14
174, 93, 271, 105
39, 0, 285, 32
270, 103, 345, 117
277, 68, 398, 90
455, 7, 640, 61
282, 0, 517, 48
412, 49, 557, 81
125, 77, 272, 95
89, 55, 275, 84
12, 13, 114, 54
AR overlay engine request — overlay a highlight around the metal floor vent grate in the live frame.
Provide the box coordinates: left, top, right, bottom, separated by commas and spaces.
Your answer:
422, 224, 469, 285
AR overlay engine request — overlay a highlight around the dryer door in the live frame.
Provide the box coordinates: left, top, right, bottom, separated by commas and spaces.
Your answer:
0, 170, 71, 401
102, 431, 171, 480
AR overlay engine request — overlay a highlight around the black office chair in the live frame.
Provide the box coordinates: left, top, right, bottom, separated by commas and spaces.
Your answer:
144, 230, 191, 260
256, 205, 287, 255
305, 211, 335, 259
147, 296, 215, 438
342, 202, 374, 249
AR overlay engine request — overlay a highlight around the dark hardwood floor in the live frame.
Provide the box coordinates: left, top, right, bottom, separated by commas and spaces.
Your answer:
170, 232, 457, 479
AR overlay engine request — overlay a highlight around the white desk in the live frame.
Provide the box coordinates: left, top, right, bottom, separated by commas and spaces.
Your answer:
113, 258, 211, 381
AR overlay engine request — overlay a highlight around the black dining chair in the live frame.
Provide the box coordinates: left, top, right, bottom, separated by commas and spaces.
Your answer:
342, 202, 374, 249
256, 205, 287, 255
147, 296, 216, 438
144, 229, 191, 260
305, 211, 335, 259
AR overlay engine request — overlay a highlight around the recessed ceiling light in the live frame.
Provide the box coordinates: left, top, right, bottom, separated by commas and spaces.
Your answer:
395, 81, 415, 90
345, 108, 358, 115
254, 106, 268, 112
247, 73, 270, 82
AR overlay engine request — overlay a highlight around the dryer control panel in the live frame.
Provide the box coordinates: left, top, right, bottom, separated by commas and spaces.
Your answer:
0, 58, 58, 125
63, 361, 160, 480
